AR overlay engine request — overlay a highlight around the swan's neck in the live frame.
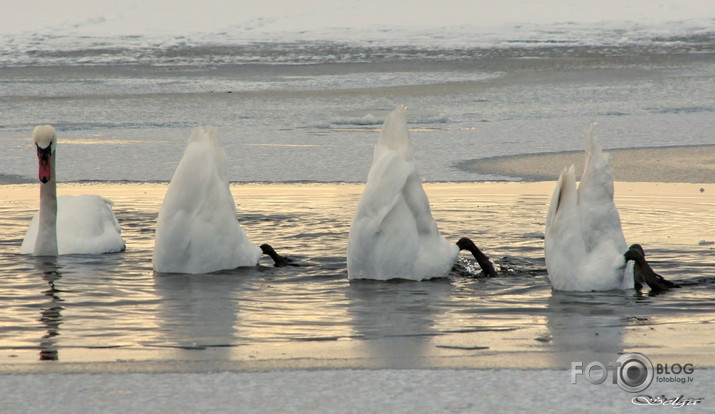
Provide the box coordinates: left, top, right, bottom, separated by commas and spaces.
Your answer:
457, 237, 498, 277
260, 244, 291, 267
35, 155, 58, 256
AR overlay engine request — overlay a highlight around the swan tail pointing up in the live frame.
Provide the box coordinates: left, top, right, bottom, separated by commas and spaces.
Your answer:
545, 127, 633, 291
577, 126, 627, 253
379, 104, 411, 152
579, 124, 616, 205
347, 106, 456, 280
153, 127, 262, 274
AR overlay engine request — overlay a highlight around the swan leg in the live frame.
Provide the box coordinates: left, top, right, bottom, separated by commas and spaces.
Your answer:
456, 237, 498, 277
260, 244, 293, 267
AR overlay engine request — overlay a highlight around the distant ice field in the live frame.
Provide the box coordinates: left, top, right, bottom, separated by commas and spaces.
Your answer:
1, 0, 713, 67
1, 19, 713, 67
0, 0, 713, 183
1, 49, 713, 183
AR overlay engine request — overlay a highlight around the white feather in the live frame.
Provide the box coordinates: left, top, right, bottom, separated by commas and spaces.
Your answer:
21, 195, 124, 255
152, 127, 261, 274
347, 106, 458, 280
544, 127, 633, 291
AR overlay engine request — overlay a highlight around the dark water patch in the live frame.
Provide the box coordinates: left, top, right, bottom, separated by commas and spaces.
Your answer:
54, 122, 196, 132
146, 343, 241, 350
647, 106, 715, 115
240, 213, 298, 223
8, 36, 715, 67
292, 336, 347, 342
436, 345, 490, 350
444, 327, 521, 334
494, 256, 547, 276
0, 174, 33, 185
677, 276, 715, 287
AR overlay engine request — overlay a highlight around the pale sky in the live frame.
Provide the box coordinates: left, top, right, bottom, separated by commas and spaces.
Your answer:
2, 0, 712, 36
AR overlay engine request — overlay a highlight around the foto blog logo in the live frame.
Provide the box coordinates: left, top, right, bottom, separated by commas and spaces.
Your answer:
571, 352, 654, 392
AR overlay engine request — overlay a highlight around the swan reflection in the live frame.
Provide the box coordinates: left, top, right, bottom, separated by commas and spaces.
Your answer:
35, 257, 63, 361
152, 269, 259, 359
346, 279, 453, 368
546, 290, 631, 368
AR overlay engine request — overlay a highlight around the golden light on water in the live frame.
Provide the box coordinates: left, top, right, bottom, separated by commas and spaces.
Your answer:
0, 181, 713, 367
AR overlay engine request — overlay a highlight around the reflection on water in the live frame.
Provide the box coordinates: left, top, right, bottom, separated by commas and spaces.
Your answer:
346, 279, 452, 367
36, 257, 63, 361
546, 291, 628, 368
153, 271, 251, 359
0, 183, 713, 367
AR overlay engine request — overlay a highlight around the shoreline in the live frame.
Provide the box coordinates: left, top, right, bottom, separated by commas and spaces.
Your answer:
3, 144, 715, 185
459, 144, 715, 183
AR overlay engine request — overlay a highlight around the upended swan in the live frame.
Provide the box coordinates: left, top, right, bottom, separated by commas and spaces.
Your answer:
347, 106, 497, 280
544, 127, 678, 293
152, 126, 289, 274
21, 126, 125, 256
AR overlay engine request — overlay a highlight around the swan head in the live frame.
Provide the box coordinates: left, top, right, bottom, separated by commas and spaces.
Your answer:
32, 126, 56, 183
624, 244, 645, 262
456, 237, 498, 277
456, 237, 475, 251
625, 243, 679, 293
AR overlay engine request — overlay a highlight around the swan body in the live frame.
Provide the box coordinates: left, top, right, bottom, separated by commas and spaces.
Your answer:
21, 195, 125, 255
347, 106, 460, 280
21, 126, 125, 256
152, 127, 262, 274
544, 128, 633, 291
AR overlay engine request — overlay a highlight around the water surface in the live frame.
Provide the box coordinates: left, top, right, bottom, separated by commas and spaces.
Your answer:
1, 182, 712, 370
1, 28, 714, 371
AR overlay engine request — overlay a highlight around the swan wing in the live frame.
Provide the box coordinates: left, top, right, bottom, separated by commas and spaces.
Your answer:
402, 171, 457, 278
56, 195, 124, 254
545, 165, 589, 290
21, 195, 125, 254
20, 215, 40, 254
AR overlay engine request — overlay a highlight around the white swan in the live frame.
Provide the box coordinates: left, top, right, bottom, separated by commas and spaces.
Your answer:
20, 126, 125, 256
347, 106, 496, 281
544, 127, 678, 292
152, 127, 288, 274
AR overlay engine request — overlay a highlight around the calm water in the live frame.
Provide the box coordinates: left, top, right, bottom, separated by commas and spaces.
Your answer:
0, 183, 713, 368
0, 32, 714, 369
